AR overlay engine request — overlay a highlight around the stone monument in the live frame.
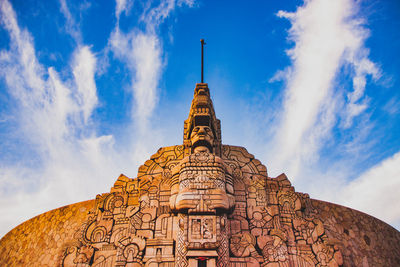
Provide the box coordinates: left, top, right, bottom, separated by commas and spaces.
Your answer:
1, 42, 400, 266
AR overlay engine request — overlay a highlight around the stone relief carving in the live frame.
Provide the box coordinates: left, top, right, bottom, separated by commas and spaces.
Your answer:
60, 143, 343, 267
60, 84, 342, 267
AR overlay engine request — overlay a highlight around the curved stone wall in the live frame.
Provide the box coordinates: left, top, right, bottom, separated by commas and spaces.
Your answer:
311, 199, 400, 266
0, 199, 94, 266
3, 82, 399, 267
1, 192, 399, 266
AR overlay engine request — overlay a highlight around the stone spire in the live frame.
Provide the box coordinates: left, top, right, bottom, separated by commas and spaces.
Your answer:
183, 83, 222, 156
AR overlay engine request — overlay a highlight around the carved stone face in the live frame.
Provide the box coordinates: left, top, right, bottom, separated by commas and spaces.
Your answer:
190, 126, 214, 148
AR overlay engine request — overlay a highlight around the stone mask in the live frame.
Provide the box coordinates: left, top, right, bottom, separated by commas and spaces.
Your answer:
190, 125, 214, 149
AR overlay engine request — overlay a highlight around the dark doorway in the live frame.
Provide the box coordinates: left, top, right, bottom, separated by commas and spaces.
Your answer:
198, 258, 207, 267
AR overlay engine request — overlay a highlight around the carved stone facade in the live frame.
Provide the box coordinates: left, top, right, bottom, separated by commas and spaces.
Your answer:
1, 83, 400, 266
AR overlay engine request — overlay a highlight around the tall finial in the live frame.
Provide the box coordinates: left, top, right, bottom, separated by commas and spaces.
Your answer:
201, 39, 206, 83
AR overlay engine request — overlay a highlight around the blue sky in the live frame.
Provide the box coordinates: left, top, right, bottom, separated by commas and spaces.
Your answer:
0, 0, 399, 237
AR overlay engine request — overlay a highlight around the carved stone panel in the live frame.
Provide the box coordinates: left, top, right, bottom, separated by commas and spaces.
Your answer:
188, 216, 216, 243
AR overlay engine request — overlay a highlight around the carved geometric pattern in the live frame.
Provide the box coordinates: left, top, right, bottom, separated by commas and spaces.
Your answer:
176, 214, 188, 267
58, 143, 345, 267
57, 84, 344, 267
1, 83, 399, 267
217, 215, 229, 267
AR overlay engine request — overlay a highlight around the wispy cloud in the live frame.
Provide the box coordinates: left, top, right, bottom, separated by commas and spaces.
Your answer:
115, 0, 132, 20
59, 0, 82, 44
341, 151, 400, 227
110, 29, 161, 131
383, 96, 400, 116
0, 0, 118, 238
140, 0, 195, 32
72, 46, 98, 123
109, 0, 193, 133
0, 0, 195, 238
266, 0, 400, 229
270, 0, 379, 177
342, 56, 380, 128
59, 0, 98, 124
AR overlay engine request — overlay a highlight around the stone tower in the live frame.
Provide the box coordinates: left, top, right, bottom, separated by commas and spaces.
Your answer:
1, 83, 400, 266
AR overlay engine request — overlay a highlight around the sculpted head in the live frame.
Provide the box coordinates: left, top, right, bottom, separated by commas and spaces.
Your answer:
190, 125, 214, 152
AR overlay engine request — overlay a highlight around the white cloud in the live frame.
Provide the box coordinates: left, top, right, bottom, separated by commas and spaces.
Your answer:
110, 29, 161, 132
342, 56, 380, 128
269, 0, 380, 179
109, 0, 193, 133
0, 0, 45, 100
115, 0, 132, 20
0, 0, 122, 238
264, 0, 400, 229
383, 97, 400, 115
0, 0, 194, 238
72, 46, 98, 123
341, 152, 400, 228
141, 0, 194, 32
59, 0, 82, 44
107, 0, 196, 174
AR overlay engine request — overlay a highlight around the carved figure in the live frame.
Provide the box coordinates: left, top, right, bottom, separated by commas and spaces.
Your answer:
230, 232, 258, 257
190, 125, 214, 152
59, 83, 342, 267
